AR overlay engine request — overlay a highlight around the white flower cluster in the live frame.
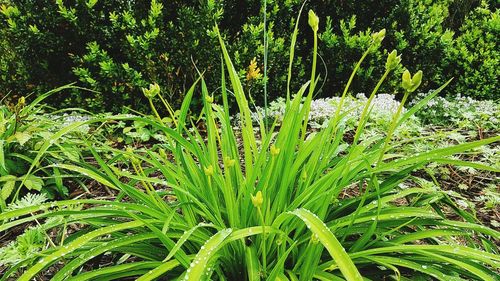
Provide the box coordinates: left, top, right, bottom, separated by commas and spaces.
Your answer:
413, 92, 499, 130
243, 93, 407, 130
51, 113, 91, 133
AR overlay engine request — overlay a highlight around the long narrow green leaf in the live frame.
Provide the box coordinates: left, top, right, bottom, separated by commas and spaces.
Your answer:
289, 208, 362, 281
184, 228, 233, 281
18, 221, 144, 281
71, 262, 162, 281
52, 233, 157, 281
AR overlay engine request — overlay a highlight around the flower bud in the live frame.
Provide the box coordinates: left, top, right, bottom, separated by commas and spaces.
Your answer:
251, 191, 263, 208
17, 96, 25, 107
204, 164, 214, 177
402, 70, 423, 92
142, 83, 160, 99
308, 10, 319, 33
301, 170, 308, 181
270, 145, 280, 157
371, 29, 386, 44
205, 95, 214, 104
311, 233, 320, 244
126, 146, 134, 154
385, 50, 401, 71
411, 70, 423, 91
224, 156, 235, 167
125, 147, 140, 165
402, 70, 412, 89
159, 148, 167, 159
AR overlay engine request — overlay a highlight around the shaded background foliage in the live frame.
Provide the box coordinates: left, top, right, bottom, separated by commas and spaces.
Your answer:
0, 0, 498, 112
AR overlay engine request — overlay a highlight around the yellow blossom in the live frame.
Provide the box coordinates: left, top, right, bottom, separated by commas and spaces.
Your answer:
246, 57, 261, 81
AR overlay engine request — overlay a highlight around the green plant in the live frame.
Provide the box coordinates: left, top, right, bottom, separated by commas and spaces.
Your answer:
1, 10, 500, 281
0, 86, 92, 206
413, 93, 500, 130
0, 0, 223, 112
1, 0, 496, 110
443, 0, 499, 100
392, 0, 455, 91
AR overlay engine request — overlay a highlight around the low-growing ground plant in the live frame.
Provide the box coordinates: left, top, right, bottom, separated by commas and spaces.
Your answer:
1, 10, 499, 281
0, 86, 93, 207
414, 93, 499, 131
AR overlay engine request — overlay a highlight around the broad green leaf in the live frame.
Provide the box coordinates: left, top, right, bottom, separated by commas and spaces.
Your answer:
50, 163, 115, 189
1, 175, 16, 199
23, 175, 43, 191
245, 245, 260, 281
164, 223, 213, 262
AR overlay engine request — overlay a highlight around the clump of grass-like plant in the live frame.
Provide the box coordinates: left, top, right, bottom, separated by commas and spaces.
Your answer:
1, 9, 499, 281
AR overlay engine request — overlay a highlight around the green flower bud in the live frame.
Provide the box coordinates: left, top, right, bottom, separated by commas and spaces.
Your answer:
308, 10, 319, 33
125, 147, 140, 164
142, 83, 160, 99
224, 156, 235, 167
402, 70, 423, 93
411, 70, 423, 91
205, 95, 214, 104
301, 170, 308, 181
204, 164, 214, 177
17, 96, 25, 107
402, 70, 412, 89
371, 29, 386, 44
251, 191, 263, 208
270, 144, 280, 157
311, 233, 320, 244
158, 148, 167, 159
385, 50, 401, 71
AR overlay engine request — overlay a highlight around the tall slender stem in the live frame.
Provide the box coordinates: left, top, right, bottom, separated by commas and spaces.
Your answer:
300, 28, 318, 141
377, 91, 410, 165
263, 0, 268, 131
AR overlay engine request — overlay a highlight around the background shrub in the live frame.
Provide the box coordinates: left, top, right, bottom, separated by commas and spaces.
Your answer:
0, 0, 498, 112
0, 0, 224, 112
443, 1, 499, 99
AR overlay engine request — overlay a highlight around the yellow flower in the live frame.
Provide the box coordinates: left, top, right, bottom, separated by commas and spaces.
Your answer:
246, 57, 262, 81
251, 191, 263, 208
